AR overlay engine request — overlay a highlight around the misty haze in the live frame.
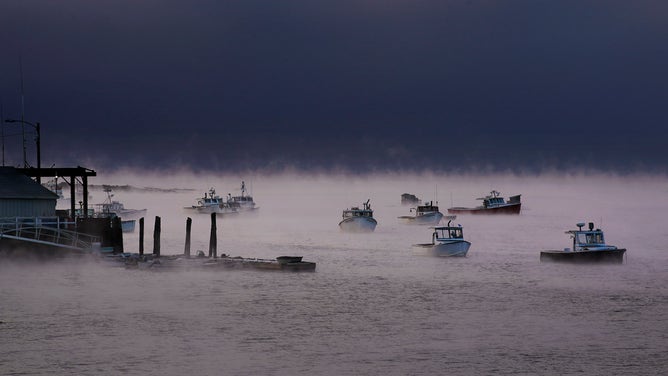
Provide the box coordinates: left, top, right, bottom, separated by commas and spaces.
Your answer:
2, 172, 668, 375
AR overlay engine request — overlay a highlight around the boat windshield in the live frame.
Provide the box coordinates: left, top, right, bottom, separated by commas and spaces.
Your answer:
576, 232, 604, 245
484, 197, 505, 207
436, 227, 463, 239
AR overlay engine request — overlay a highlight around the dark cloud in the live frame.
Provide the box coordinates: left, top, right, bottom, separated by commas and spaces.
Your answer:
1, 0, 667, 173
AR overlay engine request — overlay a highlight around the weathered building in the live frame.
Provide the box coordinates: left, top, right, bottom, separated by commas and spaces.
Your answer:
0, 167, 59, 217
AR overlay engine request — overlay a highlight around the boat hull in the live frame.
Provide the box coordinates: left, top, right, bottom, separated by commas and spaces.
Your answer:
540, 248, 626, 263
412, 240, 470, 257
398, 211, 443, 225
339, 217, 377, 233
186, 206, 239, 215
117, 208, 147, 219
447, 203, 521, 215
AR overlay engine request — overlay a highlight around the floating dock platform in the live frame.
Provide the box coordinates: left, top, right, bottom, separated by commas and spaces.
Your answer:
115, 253, 316, 272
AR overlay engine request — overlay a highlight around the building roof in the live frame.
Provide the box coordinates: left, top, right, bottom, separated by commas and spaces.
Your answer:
0, 167, 60, 200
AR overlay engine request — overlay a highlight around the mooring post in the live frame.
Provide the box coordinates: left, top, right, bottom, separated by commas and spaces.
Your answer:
153, 216, 161, 257
139, 217, 144, 255
209, 212, 217, 258
112, 216, 123, 252
184, 217, 192, 257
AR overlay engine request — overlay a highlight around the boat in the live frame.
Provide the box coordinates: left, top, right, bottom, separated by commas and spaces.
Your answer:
226, 181, 258, 212
412, 219, 471, 257
97, 186, 147, 219
398, 201, 444, 225
339, 199, 377, 233
92, 187, 145, 232
447, 190, 521, 215
185, 188, 238, 215
540, 222, 626, 263
401, 193, 421, 206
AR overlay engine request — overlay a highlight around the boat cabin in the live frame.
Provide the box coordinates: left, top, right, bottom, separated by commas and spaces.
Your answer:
198, 188, 224, 206
433, 225, 463, 240
483, 196, 505, 208
342, 200, 373, 218
479, 191, 507, 208
415, 202, 439, 216
567, 222, 612, 251
342, 208, 373, 218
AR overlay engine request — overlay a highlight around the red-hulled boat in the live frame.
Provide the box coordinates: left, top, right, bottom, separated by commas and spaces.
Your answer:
447, 190, 521, 215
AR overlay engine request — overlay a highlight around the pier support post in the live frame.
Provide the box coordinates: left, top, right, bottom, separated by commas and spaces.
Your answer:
69, 176, 76, 219
139, 217, 144, 255
112, 216, 123, 252
209, 213, 217, 258
153, 216, 161, 257
184, 217, 192, 257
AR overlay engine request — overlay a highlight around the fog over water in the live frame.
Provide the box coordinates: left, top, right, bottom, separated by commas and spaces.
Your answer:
2, 172, 668, 375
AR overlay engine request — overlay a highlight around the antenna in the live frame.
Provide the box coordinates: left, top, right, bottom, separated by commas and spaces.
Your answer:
20, 55, 27, 168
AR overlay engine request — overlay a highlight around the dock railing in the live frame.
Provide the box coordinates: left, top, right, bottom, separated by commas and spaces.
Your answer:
0, 216, 101, 251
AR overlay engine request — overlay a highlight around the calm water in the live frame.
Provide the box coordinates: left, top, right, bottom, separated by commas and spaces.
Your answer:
2, 173, 667, 375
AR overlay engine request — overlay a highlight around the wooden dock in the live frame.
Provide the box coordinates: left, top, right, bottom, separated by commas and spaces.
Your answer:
115, 253, 316, 272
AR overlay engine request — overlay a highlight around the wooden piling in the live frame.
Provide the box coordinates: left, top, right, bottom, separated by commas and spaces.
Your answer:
184, 217, 192, 257
139, 217, 144, 255
209, 212, 217, 258
153, 216, 161, 257
112, 216, 124, 252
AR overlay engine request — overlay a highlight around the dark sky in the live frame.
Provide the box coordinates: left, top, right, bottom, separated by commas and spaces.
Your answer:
1, 1, 667, 173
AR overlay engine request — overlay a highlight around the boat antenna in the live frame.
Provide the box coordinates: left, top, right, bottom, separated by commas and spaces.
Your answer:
19, 55, 28, 168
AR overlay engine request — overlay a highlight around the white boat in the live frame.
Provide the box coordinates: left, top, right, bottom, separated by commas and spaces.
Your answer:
98, 187, 147, 219
339, 199, 377, 233
540, 222, 626, 263
186, 188, 238, 215
226, 181, 258, 212
412, 220, 471, 257
91, 187, 145, 232
398, 201, 444, 225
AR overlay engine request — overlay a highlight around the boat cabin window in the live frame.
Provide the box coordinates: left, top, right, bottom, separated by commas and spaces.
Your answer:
343, 209, 372, 218
437, 227, 462, 239
576, 232, 604, 245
